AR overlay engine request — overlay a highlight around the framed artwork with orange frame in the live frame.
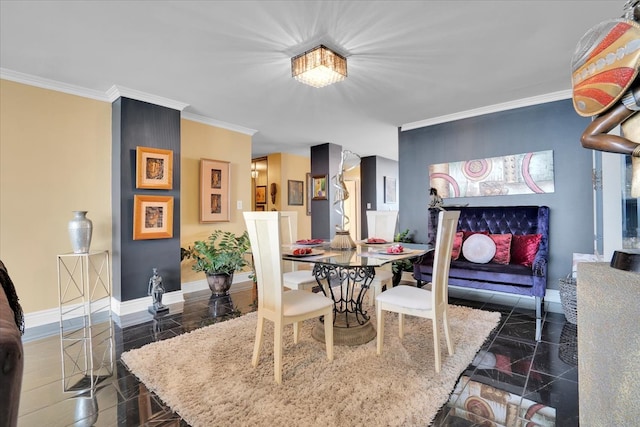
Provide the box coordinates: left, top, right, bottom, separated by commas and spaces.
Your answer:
136, 146, 173, 189
133, 195, 174, 240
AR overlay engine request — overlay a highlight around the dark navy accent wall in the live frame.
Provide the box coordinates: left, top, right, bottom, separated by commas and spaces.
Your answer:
311, 143, 342, 240
360, 155, 399, 237
399, 99, 594, 289
112, 98, 181, 302
360, 156, 376, 237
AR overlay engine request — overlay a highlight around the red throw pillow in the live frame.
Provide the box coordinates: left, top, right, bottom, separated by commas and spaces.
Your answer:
451, 232, 464, 260
511, 234, 542, 267
489, 234, 512, 265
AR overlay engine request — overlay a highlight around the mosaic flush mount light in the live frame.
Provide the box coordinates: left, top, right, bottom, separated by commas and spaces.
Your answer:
291, 45, 347, 88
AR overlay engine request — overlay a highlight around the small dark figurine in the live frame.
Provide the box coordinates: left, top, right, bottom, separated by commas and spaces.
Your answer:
429, 187, 444, 210
148, 267, 169, 315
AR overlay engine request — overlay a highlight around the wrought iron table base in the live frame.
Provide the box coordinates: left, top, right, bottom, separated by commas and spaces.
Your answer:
310, 264, 377, 345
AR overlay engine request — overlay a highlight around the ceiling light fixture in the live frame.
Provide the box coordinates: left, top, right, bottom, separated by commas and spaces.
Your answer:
291, 45, 347, 88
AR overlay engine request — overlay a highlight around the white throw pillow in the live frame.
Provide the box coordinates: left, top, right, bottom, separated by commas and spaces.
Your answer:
462, 234, 496, 264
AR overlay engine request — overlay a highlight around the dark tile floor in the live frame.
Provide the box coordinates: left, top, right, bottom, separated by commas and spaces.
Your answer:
18, 284, 578, 426
432, 292, 579, 426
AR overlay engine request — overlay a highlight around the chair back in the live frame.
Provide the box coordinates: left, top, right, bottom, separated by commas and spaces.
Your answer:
366, 210, 399, 242
431, 210, 461, 306
279, 211, 299, 273
279, 211, 298, 244
243, 212, 284, 314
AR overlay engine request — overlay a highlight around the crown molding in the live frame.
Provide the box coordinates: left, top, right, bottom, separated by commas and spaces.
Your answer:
0, 67, 110, 101
1, 69, 255, 132
3, 67, 571, 136
401, 90, 573, 131
1, 69, 257, 133
182, 112, 258, 136
106, 84, 189, 111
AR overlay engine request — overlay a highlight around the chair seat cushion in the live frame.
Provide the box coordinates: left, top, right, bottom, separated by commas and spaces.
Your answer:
283, 290, 333, 316
283, 270, 316, 286
376, 285, 433, 310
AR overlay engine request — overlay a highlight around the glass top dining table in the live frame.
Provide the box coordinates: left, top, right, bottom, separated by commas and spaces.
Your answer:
282, 242, 432, 345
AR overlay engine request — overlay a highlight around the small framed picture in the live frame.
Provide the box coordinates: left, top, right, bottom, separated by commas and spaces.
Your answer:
255, 205, 265, 211
384, 176, 397, 203
133, 195, 174, 240
200, 159, 230, 223
288, 180, 304, 206
255, 186, 267, 204
312, 175, 328, 200
136, 146, 173, 189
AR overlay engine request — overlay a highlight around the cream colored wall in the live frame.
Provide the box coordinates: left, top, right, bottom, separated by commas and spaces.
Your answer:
271, 153, 311, 239
0, 80, 112, 313
0, 79, 254, 314
0, 78, 286, 314
266, 153, 281, 211
180, 119, 252, 283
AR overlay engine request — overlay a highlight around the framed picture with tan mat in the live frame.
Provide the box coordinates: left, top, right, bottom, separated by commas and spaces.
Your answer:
200, 158, 230, 222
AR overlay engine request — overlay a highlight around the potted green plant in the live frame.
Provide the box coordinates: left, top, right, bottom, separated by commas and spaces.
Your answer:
392, 228, 414, 286
182, 230, 251, 296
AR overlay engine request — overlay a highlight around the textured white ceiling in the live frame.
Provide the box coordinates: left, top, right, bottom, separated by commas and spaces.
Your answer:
0, 1, 622, 160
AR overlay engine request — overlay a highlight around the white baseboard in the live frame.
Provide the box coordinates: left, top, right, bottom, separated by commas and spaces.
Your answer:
546, 289, 561, 304
26, 273, 559, 330
24, 307, 62, 330
404, 272, 561, 310
446, 286, 561, 313
110, 290, 185, 317
24, 272, 254, 331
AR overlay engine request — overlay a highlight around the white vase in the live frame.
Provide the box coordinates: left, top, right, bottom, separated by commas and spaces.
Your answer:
68, 211, 93, 254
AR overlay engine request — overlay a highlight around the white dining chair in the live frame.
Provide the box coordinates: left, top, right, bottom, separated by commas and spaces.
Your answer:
243, 211, 334, 384
366, 210, 399, 305
375, 210, 460, 373
279, 211, 318, 292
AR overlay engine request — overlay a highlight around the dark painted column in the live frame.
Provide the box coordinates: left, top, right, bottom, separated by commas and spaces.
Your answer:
360, 155, 399, 236
112, 98, 181, 302
310, 143, 342, 240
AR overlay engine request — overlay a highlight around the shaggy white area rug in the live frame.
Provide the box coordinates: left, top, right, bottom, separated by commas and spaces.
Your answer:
122, 304, 500, 427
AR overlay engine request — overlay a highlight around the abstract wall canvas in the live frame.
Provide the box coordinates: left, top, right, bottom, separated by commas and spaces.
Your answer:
429, 150, 554, 198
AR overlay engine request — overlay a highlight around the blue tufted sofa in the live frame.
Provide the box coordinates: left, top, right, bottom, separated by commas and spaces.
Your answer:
414, 205, 549, 340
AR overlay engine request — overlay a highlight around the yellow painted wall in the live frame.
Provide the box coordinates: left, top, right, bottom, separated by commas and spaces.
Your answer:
266, 153, 282, 211
0, 79, 254, 315
180, 119, 252, 283
0, 80, 112, 313
266, 153, 311, 239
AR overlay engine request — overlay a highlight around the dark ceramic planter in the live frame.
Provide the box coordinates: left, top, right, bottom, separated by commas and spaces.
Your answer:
206, 272, 234, 296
